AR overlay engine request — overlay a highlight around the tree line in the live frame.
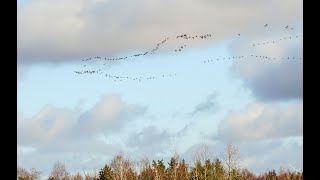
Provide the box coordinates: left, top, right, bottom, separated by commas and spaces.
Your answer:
17, 144, 303, 180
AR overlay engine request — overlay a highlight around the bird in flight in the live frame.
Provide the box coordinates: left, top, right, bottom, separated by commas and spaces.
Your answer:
265, 24, 268, 27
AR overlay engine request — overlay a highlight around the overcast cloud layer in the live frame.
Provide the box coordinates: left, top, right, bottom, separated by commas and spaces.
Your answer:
18, 0, 302, 65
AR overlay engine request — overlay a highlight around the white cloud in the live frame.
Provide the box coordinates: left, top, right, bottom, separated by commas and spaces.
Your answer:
124, 123, 193, 161
17, 94, 147, 147
17, 105, 75, 146
216, 101, 302, 141
17, 93, 147, 179
230, 25, 303, 101
237, 138, 303, 173
126, 126, 173, 157
18, 0, 302, 65
77, 94, 147, 134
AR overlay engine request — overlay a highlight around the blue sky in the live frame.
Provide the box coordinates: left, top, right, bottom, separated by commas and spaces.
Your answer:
17, 0, 303, 179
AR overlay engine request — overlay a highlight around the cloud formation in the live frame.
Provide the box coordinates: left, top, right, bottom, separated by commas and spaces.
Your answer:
188, 92, 219, 116
17, 105, 75, 146
18, 94, 147, 147
125, 123, 193, 160
230, 27, 303, 101
238, 139, 303, 173
18, 0, 302, 65
77, 94, 147, 134
126, 126, 173, 157
17, 93, 148, 178
216, 101, 303, 141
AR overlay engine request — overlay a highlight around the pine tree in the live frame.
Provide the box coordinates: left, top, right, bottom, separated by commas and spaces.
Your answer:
230, 169, 240, 180
99, 164, 113, 180
213, 159, 225, 180
177, 159, 189, 180
190, 160, 204, 180
152, 160, 166, 180
166, 157, 178, 180
203, 159, 214, 180
139, 164, 154, 180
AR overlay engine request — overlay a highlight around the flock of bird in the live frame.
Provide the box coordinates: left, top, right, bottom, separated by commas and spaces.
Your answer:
104, 73, 177, 82
74, 70, 102, 75
80, 37, 166, 62
74, 69, 177, 82
81, 32, 212, 64
204, 55, 303, 63
252, 35, 302, 46
265, 24, 294, 30
174, 45, 187, 52
149, 37, 170, 54
75, 24, 302, 82
176, 33, 212, 40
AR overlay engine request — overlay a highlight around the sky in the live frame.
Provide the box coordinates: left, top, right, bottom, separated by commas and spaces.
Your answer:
17, 0, 303, 179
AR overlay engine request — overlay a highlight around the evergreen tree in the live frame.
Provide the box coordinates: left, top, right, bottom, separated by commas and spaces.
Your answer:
230, 169, 240, 180
177, 159, 189, 180
203, 159, 214, 180
139, 164, 154, 180
99, 164, 113, 180
152, 160, 166, 180
190, 160, 204, 180
213, 159, 225, 180
166, 157, 178, 180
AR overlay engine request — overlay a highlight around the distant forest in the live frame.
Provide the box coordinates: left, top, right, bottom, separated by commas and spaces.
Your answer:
17, 144, 303, 180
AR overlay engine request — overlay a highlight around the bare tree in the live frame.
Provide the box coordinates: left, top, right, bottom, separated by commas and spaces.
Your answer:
17, 166, 29, 179
196, 144, 210, 165
72, 173, 83, 180
30, 168, 41, 180
192, 144, 213, 180
136, 158, 149, 177
49, 161, 70, 180
111, 153, 134, 180
17, 166, 41, 180
223, 144, 240, 180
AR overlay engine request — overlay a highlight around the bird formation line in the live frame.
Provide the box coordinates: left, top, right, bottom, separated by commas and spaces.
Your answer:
252, 35, 302, 46
74, 69, 177, 82
79, 24, 297, 63
80, 33, 212, 64
80, 37, 169, 62
204, 55, 303, 63
74, 69, 103, 75
104, 73, 177, 82
149, 37, 170, 54
176, 33, 212, 40
75, 24, 302, 82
